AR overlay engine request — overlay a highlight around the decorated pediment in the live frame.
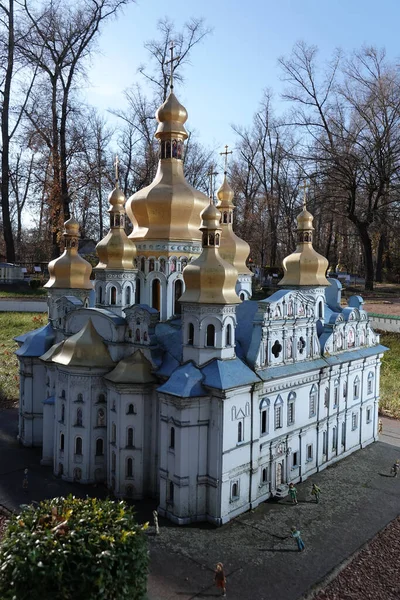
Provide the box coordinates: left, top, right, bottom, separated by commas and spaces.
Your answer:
125, 304, 159, 346
259, 290, 315, 323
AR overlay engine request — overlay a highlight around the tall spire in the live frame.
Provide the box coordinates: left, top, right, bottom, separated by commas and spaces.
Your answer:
220, 145, 233, 174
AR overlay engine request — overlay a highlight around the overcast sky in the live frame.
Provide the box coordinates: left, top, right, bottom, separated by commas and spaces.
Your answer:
84, 0, 400, 170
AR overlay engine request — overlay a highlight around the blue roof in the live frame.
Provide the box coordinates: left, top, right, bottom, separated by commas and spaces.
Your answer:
201, 357, 260, 390
236, 300, 260, 360
158, 362, 207, 397
155, 322, 182, 362
15, 323, 55, 358
156, 352, 180, 377
324, 344, 388, 365
43, 395, 55, 405
257, 359, 328, 381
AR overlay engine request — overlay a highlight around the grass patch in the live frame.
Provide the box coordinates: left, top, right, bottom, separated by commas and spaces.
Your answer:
0, 288, 47, 298
0, 312, 46, 409
379, 332, 400, 418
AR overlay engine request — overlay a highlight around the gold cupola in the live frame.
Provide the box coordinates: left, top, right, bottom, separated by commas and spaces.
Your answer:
95, 175, 136, 271
216, 173, 252, 276
44, 217, 93, 290
279, 189, 329, 287
180, 201, 241, 304
125, 85, 209, 255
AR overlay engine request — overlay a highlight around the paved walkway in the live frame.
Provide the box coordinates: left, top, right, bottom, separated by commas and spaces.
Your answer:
1, 410, 399, 600
0, 298, 47, 312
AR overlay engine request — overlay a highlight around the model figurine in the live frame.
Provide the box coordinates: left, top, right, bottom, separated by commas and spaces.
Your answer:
214, 562, 226, 597
291, 526, 305, 552
289, 482, 298, 505
311, 483, 321, 503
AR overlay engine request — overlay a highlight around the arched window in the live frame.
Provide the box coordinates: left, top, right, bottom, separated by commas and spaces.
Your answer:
169, 481, 174, 502
354, 376, 360, 399
287, 392, 296, 425
140, 257, 145, 272
174, 279, 183, 315
260, 397, 270, 435
75, 437, 82, 455
149, 259, 155, 272
76, 408, 83, 427
318, 301, 323, 319
170, 258, 177, 273
60, 433, 64, 451
111, 423, 116, 443
223, 212, 228, 223
309, 384, 317, 417
135, 278, 141, 304
127, 403, 135, 414
125, 286, 131, 306
127, 427, 134, 447
159, 258, 166, 273
126, 457, 133, 478
111, 451, 116, 472
187, 323, 194, 346
77, 393, 83, 403
170, 426, 175, 449
206, 324, 215, 347
261, 467, 268, 483
274, 396, 283, 429
99, 286, 103, 304
98, 393, 106, 403
231, 481, 239, 499
61, 403, 65, 422
367, 372, 374, 395
152, 279, 160, 311
334, 380, 339, 407
61, 390, 66, 399
226, 324, 232, 346
240, 293, 245, 301
97, 409, 105, 427
95, 438, 104, 456
110, 286, 117, 305
237, 421, 243, 443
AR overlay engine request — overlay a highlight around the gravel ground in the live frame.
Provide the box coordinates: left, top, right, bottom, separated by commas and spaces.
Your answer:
314, 517, 400, 600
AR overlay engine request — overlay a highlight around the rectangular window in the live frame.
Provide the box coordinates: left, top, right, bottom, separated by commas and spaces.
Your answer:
261, 409, 268, 435
354, 381, 360, 400
274, 406, 282, 429
366, 408, 371, 423
292, 451, 299, 468
231, 480, 240, 501
323, 431, 327, 455
261, 467, 268, 483
288, 402, 295, 426
367, 380, 373, 395
352, 412, 358, 430
332, 426, 337, 450
309, 394, 316, 417
334, 387, 339, 407
341, 422, 346, 446
306, 444, 313, 461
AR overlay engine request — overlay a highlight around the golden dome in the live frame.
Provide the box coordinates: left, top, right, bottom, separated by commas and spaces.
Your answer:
125, 90, 209, 252
279, 203, 329, 287
46, 319, 115, 368
180, 202, 241, 305
44, 217, 93, 290
105, 349, 157, 384
216, 174, 252, 276
95, 184, 137, 270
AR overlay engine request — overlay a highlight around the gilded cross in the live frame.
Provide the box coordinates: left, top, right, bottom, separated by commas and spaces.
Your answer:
165, 42, 180, 91
114, 155, 120, 186
207, 165, 219, 200
302, 179, 309, 209
220, 145, 233, 173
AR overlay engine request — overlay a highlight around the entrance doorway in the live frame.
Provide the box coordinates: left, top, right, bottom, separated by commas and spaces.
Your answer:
152, 279, 160, 311
275, 461, 284, 488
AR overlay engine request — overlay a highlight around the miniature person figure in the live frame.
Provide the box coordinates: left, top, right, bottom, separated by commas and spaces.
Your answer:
311, 483, 321, 503
378, 419, 383, 435
214, 562, 226, 597
153, 510, 160, 535
291, 526, 305, 552
289, 482, 298, 505
391, 460, 400, 477
22, 468, 28, 492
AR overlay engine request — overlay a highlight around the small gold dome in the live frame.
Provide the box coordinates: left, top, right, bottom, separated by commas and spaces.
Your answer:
44, 217, 93, 290
180, 202, 240, 305
46, 319, 115, 368
216, 174, 252, 276
95, 184, 137, 271
126, 90, 208, 251
105, 350, 157, 384
155, 92, 188, 140
279, 205, 329, 287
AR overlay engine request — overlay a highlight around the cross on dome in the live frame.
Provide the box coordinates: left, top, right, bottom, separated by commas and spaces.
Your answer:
114, 155, 120, 187
302, 179, 309, 209
165, 41, 180, 91
220, 145, 233, 174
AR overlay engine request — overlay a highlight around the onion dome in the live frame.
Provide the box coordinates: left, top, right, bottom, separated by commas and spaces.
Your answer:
180, 202, 241, 304
216, 174, 252, 276
279, 201, 329, 288
105, 349, 157, 384
125, 91, 208, 247
44, 217, 93, 290
95, 182, 136, 270
43, 319, 114, 368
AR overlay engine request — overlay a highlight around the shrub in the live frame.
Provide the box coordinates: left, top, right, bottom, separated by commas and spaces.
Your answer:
0, 496, 149, 600
29, 279, 42, 289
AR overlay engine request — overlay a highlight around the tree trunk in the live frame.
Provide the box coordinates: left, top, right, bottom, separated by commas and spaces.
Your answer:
375, 231, 386, 283
357, 223, 374, 291
50, 76, 61, 258
60, 92, 70, 224
1, 0, 15, 263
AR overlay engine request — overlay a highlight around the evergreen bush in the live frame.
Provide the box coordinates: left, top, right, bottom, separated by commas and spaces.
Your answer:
0, 496, 149, 600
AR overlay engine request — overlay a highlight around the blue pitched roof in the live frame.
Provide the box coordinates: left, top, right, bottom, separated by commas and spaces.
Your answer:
236, 300, 260, 359
324, 344, 388, 365
156, 352, 180, 378
15, 323, 55, 358
82, 307, 125, 325
158, 362, 207, 397
43, 395, 55, 405
155, 321, 182, 362
201, 357, 260, 390
257, 358, 328, 381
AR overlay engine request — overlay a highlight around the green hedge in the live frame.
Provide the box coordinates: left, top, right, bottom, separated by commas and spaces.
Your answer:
0, 496, 149, 600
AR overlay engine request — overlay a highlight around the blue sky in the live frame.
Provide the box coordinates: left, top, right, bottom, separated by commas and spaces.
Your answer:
85, 0, 400, 168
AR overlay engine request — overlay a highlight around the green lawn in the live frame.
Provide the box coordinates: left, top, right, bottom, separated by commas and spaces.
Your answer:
0, 288, 47, 298
379, 333, 400, 419
0, 312, 46, 408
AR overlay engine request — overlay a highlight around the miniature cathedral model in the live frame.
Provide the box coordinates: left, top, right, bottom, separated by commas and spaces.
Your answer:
16, 63, 386, 525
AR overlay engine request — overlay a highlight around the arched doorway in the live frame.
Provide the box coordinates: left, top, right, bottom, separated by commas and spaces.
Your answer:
174, 279, 183, 315
275, 461, 283, 488
135, 279, 141, 304
152, 279, 160, 311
